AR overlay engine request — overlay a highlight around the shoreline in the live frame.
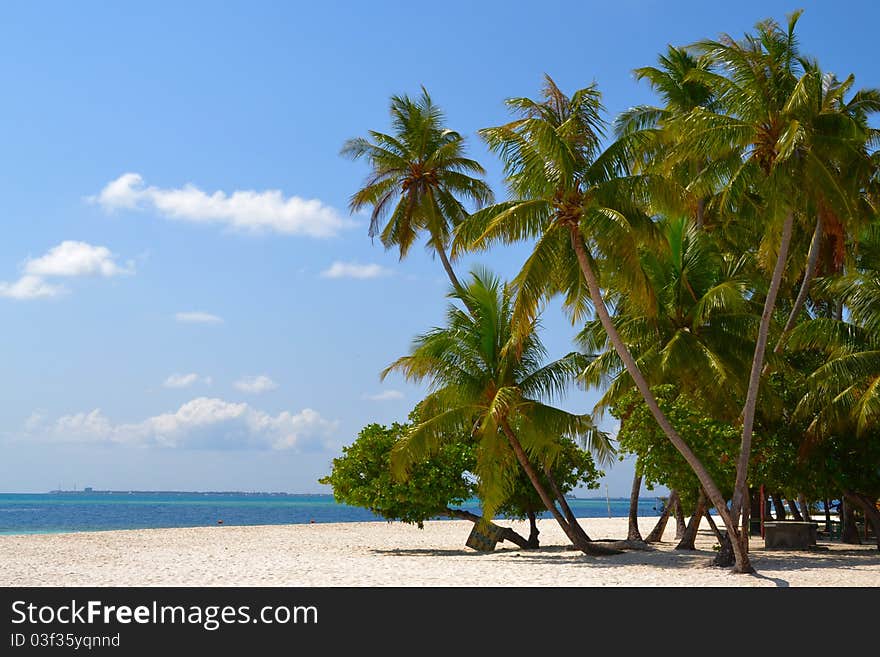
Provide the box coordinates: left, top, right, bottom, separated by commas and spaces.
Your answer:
1, 516, 877, 587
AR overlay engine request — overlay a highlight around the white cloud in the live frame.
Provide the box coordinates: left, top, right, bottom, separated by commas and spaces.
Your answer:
1, 241, 130, 301
0, 275, 64, 299
24, 411, 46, 432
92, 173, 351, 238
320, 261, 391, 279
175, 312, 223, 324
24, 240, 131, 277
22, 397, 337, 451
234, 375, 278, 394
164, 373, 212, 388
363, 390, 404, 401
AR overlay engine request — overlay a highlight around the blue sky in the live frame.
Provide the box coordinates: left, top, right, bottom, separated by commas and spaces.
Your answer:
1, 1, 877, 496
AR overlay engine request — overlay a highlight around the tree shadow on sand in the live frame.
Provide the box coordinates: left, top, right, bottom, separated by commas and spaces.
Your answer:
371, 538, 878, 588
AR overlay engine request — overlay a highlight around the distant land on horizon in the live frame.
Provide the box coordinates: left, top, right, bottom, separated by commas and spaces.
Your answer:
42, 489, 324, 496
30, 489, 662, 500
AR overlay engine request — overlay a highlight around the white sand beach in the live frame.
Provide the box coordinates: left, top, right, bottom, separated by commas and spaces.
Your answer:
1, 516, 877, 587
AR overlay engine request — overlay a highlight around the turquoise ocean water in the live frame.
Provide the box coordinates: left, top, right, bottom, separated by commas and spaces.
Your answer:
0, 492, 664, 535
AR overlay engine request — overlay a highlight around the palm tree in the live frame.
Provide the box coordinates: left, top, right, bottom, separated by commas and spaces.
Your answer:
453, 75, 755, 572
578, 216, 756, 421
677, 11, 873, 529
616, 46, 724, 230
787, 227, 880, 547
383, 268, 617, 555
580, 216, 759, 545
771, 65, 880, 354
790, 228, 880, 437
341, 88, 493, 293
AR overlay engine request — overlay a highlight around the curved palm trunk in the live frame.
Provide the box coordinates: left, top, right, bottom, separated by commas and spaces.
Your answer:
436, 245, 465, 294
774, 215, 822, 354
497, 419, 575, 539
645, 504, 671, 543
424, 189, 466, 296
544, 468, 592, 544
675, 490, 706, 550
499, 418, 619, 556
568, 224, 753, 572
732, 211, 795, 524
628, 468, 644, 542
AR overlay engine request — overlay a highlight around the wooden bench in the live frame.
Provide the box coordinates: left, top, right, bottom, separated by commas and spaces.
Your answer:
763, 521, 818, 549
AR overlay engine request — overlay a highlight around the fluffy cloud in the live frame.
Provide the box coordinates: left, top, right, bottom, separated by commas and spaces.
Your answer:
164, 373, 212, 388
24, 241, 131, 277
0, 241, 130, 300
92, 173, 351, 238
0, 275, 64, 299
320, 261, 391, 279
363, 390, 404, 401
23, 398, 338, 451
234, 375, 278, 394
175, 312, 223, 324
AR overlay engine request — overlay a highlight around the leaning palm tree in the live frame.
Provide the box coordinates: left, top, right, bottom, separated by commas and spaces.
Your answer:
383, 268, 616, 555
341, 88, 493, 293
453, 75, 756, 572
580, 217, 758, 544
579, 216, 756, 421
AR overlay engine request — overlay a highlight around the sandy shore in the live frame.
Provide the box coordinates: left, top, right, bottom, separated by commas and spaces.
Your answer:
1, 516, 877, 587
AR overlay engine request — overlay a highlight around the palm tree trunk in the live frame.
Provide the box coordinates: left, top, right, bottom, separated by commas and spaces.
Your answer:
628, 468, 643, 542
774, 215, 822, 353
498, 418, 619, 555
772, 494, 787, 521
645, 507, 671, 543
424, 189, 466, 296
675, 490, 706, 550
673, 495, 687, 540
703, 506, 725, 542
788, 497, 803, 521
731, 210, 795, 527
567, 224, 753, 572
435, 245, 465, 294
841, 499, 861, 544
844, 492, 880, 550
544, 468, 592, 543
526, 511, 540, 548
798, 494, 812, 522
645, 491, 675, 543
